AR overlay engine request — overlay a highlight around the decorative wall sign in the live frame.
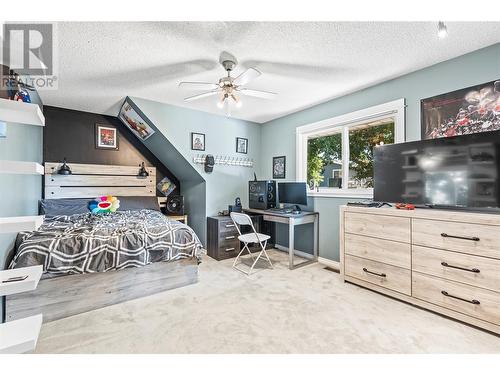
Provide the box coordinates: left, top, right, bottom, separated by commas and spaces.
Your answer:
157, 176, 176, 197
421, 79, 500, 139
119, 100, 156, 140
273, 156, 286, 179
236, 137, 248, 154
95, 124, 118, 150
191, 132, 205, 151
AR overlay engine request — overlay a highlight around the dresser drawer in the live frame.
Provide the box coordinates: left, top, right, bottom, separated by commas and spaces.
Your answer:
219, 233, 239, 244
344, 255, 411, 295
344, 212, 410, 243
344, 233, 410, 269
413, 245, 500, 292
217, 239, 240, 259
219, 220, 238, 234
412, 272, 500, 325
412, 219, 500, 259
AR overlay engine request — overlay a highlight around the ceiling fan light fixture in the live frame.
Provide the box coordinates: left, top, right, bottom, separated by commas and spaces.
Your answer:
178, 52, 277, 111
231, 94, 242, 108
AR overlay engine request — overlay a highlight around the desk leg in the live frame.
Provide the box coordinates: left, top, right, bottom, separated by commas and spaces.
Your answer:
313, 214, 319, 260
288, 217, 294, 270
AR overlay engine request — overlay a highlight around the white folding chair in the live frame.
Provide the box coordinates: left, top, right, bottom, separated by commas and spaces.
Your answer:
230, 212, 273, 275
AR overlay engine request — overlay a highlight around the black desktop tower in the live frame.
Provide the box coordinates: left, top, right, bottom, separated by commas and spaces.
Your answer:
248, 180, 276, 210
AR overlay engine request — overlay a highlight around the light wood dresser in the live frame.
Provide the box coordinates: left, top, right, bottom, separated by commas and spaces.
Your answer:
340, 205, 500, 334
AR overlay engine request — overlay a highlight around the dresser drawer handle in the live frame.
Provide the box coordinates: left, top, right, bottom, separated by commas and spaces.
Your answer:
441, 290, 480, 305
225, 224, 235, 228
440, 233, 480, 242
441, 262, 480, 273
225, 236, 236, 240
362, 267, 386, 278
224, 248, 235, 252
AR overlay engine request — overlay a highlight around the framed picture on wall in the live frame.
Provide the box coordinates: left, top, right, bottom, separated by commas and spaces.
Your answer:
95, 124, 119, 150
273, 156, 286, 179
118, 99, 156, 141
421, 79, 500, 139
191, 132, 205, 151
236, 137, 248, 154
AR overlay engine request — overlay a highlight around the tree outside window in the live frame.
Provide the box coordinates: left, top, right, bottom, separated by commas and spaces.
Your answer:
307, 120, 394, 190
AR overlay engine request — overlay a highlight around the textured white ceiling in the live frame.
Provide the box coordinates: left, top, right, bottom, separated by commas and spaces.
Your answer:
39, 22, 500, 123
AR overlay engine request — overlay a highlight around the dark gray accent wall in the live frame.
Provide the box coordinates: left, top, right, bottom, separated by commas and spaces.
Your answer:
43, 106, 180, 196
124, 98, 207, 244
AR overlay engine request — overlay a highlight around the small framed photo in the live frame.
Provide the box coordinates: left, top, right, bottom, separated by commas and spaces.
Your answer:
236, 137, 248, 154
95, 124, 118, 150
191, 132, 205, 151
273, 156, 286, 179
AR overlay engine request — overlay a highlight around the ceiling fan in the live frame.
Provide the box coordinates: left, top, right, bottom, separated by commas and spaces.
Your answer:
178, 52, 277, 116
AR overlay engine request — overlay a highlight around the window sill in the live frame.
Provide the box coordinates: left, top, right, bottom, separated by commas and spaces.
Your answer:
307, 189, 374, 199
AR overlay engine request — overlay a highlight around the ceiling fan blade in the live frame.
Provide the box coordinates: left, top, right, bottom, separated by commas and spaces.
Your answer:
233, 68, 261, 86
238, 88, 277, 100
184, 90, 220, 102
179, 82, 219, 90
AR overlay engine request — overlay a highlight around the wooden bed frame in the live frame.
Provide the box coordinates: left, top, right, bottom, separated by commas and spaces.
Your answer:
44, 162, 156, 199
7, 162, 199, 323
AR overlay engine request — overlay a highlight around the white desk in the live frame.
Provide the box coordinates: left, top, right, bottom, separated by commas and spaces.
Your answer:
243, 208, 319, 270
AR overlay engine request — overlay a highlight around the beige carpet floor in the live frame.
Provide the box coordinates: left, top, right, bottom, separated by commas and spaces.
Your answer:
35, 250, 499, 353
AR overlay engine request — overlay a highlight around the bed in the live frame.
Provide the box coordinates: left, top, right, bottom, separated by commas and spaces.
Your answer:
6, 162, 203, 322
10, 209, 202, 277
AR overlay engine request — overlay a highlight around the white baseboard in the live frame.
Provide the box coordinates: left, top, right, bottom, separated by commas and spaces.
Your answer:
273, 245, 340, 271
318, 257, 340, 271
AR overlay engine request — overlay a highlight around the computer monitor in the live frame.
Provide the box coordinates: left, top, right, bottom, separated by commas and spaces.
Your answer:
278, 182, 307, 206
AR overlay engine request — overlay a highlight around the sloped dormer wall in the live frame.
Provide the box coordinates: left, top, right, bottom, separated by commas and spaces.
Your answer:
126, 97, 262, 246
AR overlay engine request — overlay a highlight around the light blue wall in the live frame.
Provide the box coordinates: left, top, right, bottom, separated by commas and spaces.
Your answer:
130, 97, 262, 244
0, 122, 43, 321
260, 43, 500, 262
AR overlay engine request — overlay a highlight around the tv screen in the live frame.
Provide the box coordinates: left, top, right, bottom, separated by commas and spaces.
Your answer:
374, 130, 500, 210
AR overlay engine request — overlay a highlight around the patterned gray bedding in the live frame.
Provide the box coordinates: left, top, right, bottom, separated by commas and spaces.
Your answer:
9, 209, 203, 278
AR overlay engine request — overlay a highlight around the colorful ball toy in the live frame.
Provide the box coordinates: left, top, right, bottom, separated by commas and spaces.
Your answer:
89, 195, 120, 214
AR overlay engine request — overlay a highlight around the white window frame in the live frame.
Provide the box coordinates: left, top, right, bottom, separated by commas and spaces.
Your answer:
296, 98, 406, 198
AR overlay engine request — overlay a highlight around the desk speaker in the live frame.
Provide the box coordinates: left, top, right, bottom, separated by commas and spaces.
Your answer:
165, 195, 184, 215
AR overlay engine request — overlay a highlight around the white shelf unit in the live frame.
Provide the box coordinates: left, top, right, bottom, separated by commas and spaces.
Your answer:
0, 160, 44, 175
0, 266, 44, 353
0, 314, 43, 354
0, 98, 45, 127
0, 96, 45, 353
0, 266, 43, 296
0, 216, 44, 233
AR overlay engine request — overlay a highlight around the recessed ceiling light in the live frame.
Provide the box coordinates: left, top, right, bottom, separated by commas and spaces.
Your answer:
438, 21, 448, 39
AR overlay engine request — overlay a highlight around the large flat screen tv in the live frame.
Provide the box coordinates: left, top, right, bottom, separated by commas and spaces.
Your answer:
374, 130, 500, 211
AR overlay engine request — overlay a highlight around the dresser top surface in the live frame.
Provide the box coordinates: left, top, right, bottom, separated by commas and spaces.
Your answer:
341, 205, 500, 226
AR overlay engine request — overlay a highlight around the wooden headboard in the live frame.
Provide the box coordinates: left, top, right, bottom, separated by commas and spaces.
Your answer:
44, 162, 156, 199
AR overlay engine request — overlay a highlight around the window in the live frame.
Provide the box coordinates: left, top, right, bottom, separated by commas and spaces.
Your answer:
296, 99, 405, 197
347, 120, 395, 189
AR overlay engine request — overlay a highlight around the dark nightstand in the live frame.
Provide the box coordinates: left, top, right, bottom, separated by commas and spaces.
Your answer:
206, 215, 274, 261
